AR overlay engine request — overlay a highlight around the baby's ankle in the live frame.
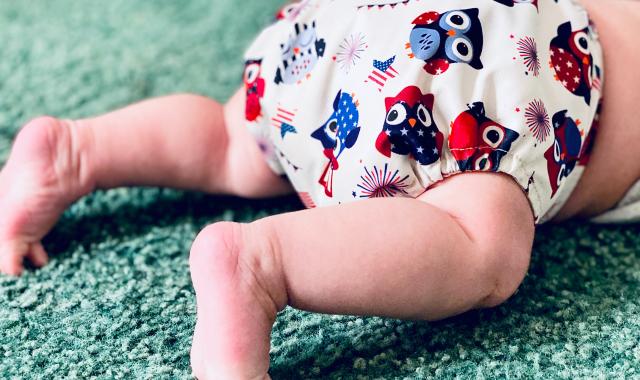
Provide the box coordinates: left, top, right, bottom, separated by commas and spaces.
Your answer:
14, 117, 96, 199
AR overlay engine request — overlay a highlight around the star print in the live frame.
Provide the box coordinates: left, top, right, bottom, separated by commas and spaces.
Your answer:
349, 114, 353, 120
435, 68, 443, 74
573, 76, 580, 83
555, 65, 561, 71
432, 148, 438, 154
385, 130, 391, 136
343, 100, 347, 106
391, 144, 396, 149
417, 129, 424, 137
430, 131, 436, 137
400, 128, 408, 136
566, 61, 573, 68
562, 80, 567, 86
416, 146, 424, 153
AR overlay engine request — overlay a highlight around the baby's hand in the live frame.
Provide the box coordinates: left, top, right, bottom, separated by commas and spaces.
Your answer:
0, 117, 92, 275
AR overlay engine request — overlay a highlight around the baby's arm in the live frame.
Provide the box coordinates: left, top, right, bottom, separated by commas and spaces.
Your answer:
0, 90, 291, 275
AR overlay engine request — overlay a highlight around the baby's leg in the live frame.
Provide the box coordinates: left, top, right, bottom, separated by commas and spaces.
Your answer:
0, 89, 292, 275
188, 173, 534, 379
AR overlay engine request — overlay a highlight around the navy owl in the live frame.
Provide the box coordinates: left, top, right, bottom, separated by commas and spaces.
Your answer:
550, 22, 597, 105
311, 90, 361, 197
275, 22, 326, 85
544, 110, 583, 197
407, 9, 484, 75
375, 86, 443, 166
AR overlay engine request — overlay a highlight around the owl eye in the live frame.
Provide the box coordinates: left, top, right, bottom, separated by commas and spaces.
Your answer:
416, 104, 432, 126
553, 139, 562, 162
244, 63, 260, 84
557, 163, 566, 187
451, 37, 473, 62
444, 11, 470, 31
573, 32, 590, 56
474, 153, 492, 171
482, 124, 504, 149
386, 104, 407, 126
326, 119, 338, 134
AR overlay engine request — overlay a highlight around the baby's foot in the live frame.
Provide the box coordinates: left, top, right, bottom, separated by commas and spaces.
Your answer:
189, 222, 282, 380
0, 117, 93, 275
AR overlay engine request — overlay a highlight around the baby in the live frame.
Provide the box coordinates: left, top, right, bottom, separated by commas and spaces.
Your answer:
1, 0, 639, 378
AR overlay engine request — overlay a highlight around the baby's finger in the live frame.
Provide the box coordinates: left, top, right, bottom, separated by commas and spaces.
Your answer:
0, 240, 27, 276
26, 242, 49, 268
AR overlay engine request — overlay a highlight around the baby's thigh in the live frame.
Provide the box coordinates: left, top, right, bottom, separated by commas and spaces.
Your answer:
418, 172, 535, 307
222, 88, 294, 198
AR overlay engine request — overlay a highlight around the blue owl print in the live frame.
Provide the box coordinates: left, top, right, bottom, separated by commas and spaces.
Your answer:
311, 90, 361, 197
408, 9, 484, 75
274, 21, 326, 85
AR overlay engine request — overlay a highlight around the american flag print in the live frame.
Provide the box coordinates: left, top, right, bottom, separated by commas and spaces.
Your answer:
280, 123, 298, 138
271, 105, 297, 129
365, 56, 399, 92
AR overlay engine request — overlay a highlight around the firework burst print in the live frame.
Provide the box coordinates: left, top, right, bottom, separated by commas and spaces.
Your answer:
517, 36, 540, 77
525, 99, 551, 142
356, 163, 410, 198
335, 33, 366, 74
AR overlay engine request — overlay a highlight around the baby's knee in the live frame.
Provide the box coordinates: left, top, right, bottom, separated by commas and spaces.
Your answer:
189, 220, 288, 310
475, 236, 532, 309
189, 222, 243, 279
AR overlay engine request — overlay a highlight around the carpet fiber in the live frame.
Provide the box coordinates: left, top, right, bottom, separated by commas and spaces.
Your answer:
1, 1, 640, 378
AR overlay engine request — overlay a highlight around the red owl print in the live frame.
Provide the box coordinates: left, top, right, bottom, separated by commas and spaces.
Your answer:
449, 102, 520, 172
544, 110, 583, 197
550, 22, 595, 105
244, 59, 265, 122
375, 86, 443, 166
578, 101, 602, 166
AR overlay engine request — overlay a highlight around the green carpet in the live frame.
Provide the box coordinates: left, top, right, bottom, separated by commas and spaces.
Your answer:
1, 1, 640, 378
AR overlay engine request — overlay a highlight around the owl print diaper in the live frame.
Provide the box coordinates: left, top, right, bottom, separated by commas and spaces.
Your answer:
241, 0, 604, 224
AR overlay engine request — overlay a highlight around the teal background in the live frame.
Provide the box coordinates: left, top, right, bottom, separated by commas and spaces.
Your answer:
1, 1, 640, 378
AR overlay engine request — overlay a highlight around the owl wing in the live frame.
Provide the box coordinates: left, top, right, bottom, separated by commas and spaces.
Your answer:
449, 111, 480, 170
410, 27, 441, 61
550, 47, 581, 93
544, 144, 562, 197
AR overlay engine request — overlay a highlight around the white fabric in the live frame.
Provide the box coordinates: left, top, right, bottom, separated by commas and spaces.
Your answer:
591, 181, 640, 224
243, 0, 604, 223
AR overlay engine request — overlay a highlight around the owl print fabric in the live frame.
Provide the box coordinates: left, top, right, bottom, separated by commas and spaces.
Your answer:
242, 0, 604, 223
